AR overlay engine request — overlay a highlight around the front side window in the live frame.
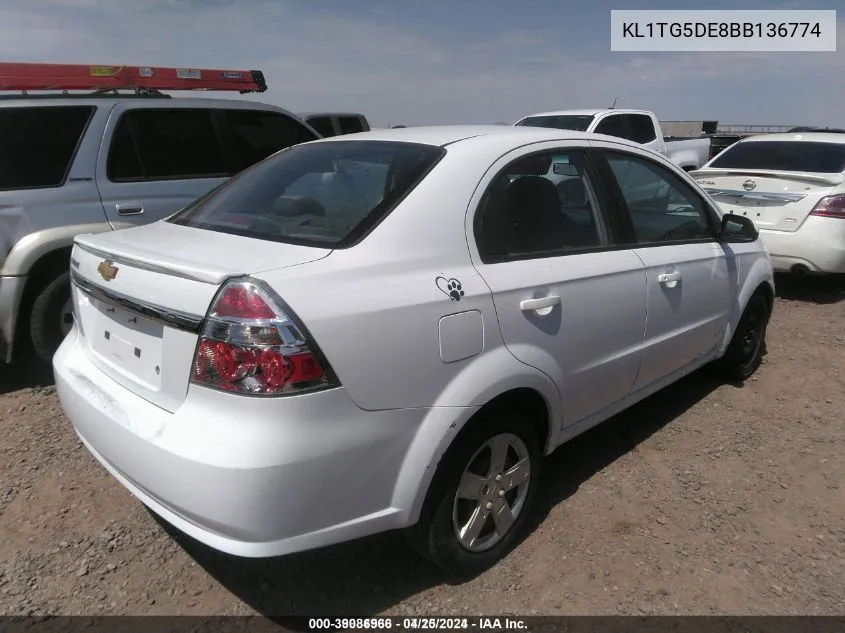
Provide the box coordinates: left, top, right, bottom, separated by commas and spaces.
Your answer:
603, 151, 714, 244
475, 149, 610, 262
0, 105, 94, 190
169, 140, 443, 248
108, 109, 227, 181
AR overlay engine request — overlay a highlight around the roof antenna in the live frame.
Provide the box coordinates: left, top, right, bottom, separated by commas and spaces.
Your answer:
610, 96, 618, 109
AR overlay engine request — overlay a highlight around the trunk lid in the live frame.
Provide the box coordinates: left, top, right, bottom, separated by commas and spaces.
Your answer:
69, 221, 331, 412
691, 168, 843, 232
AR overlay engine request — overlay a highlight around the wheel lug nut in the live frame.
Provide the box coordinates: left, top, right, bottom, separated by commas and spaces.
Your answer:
498, 490, 505, 497
495, 474, 502, 482
485, 501, 493, 510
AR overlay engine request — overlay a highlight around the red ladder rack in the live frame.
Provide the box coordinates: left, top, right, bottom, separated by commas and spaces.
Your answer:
0, 62, 267, 93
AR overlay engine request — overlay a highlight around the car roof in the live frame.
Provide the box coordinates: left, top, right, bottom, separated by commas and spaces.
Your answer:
739, 132, 845, 144
519, 109, 652, 118
313, 124, 647, 151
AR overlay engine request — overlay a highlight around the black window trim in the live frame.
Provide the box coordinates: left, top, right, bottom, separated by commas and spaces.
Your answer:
168, 140, 447, 250
592, 148, 722, 248
106, 107, 231, 184
472, 146, 623, 266
0, 104, 97, 192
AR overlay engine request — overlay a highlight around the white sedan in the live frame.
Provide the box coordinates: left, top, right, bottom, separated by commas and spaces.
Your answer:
54, 126, 774, 575
691, 132, 845, 275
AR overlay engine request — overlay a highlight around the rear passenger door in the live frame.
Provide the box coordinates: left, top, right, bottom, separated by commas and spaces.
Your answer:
591, 144, 733, 389
467, 143, 648, 429
96, 105, 231, 229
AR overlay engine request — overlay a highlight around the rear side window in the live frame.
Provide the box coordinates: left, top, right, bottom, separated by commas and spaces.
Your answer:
594, 115, 628, 139
0, 105, 93, 191
169, 140, 444, 248
474, 149, 610, 262
628, 114, 657, 143
709, 140, 845, 173
108, 109, 226, 181
337, 116, 365, 135
305, 116, 336, 138
225, 109, 317, 170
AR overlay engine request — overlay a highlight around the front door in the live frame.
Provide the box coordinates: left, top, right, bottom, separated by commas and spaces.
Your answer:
592, 145, 733, 389
467, 143, 647, 428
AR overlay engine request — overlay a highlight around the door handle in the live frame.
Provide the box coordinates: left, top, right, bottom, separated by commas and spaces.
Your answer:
520, 296, 561, 313
658, 271, 682, 286
115, 203, 144, 216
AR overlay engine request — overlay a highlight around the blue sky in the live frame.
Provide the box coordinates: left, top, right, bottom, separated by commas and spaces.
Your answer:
1, 0, 842, 127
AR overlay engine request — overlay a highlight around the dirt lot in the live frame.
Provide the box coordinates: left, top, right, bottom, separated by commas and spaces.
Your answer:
0, 274, 843, 617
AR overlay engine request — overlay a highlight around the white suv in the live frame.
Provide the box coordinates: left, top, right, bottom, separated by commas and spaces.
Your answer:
54, 126, 774, 575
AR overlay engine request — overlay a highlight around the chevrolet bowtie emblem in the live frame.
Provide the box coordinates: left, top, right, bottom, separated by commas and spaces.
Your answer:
97, 260, 119, 282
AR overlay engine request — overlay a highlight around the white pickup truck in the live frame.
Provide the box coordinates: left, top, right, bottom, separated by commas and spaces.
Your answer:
514, 109, 711, 171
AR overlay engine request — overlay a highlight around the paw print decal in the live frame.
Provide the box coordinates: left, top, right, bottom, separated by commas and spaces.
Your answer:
436, 276, 465, 301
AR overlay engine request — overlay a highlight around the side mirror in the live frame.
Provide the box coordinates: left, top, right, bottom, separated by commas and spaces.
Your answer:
719, 213, 758, 242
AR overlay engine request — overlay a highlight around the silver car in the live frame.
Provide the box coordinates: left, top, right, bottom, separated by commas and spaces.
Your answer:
54, 126, 774, 575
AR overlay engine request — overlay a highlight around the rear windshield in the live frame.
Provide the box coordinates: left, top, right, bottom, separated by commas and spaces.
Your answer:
709, 140, 845, 174
515, 115, 595, 132
169, 140, 444, 247
0, 105, 94, 190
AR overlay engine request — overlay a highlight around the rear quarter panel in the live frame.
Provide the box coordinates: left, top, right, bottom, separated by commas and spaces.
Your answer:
254, 140, 562, 416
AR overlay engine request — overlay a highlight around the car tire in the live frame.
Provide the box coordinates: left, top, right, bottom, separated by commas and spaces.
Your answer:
405, 411, 541, 577
715, 292, 770, 381
29, 272, 72, 365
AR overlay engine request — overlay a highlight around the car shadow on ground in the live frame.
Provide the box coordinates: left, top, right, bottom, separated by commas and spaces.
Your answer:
0, 352, 54, 396
774, 272, 845, 305
162, 368, 726, 621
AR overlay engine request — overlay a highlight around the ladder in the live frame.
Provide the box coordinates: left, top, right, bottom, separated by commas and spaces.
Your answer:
0, 62, 267, 94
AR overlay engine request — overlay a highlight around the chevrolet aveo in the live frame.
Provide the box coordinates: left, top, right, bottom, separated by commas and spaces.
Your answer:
54, 126, 774, 575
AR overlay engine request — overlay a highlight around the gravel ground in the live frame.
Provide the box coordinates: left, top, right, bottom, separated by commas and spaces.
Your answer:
0, 274, 843, 617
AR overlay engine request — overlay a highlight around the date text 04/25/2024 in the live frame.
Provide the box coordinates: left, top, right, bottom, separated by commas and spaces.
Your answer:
307, 618, 528, 631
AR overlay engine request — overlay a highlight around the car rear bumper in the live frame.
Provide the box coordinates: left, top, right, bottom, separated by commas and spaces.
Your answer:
760, 217, 845, 274
54, 326, 430, 558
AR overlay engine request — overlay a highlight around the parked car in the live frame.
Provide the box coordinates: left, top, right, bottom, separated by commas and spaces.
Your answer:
691, 132, 845, 275
0, 90, 320, 365
54, 125, 774, 575
298, 112, 370, 137
514, 109, 711, 171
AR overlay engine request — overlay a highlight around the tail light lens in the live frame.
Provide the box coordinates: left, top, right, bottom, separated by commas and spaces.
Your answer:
810, 194, 845, 219
191, 278, 336, 396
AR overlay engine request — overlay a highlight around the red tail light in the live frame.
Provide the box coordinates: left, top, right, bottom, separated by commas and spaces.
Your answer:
191, 279, 336, 396
810, 194, 845, 219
